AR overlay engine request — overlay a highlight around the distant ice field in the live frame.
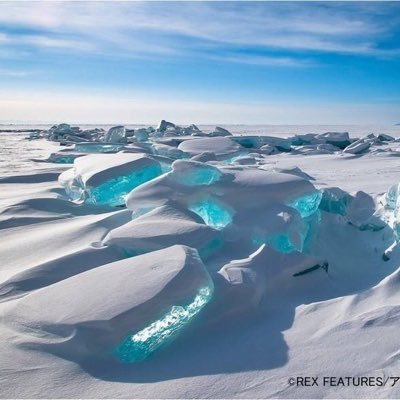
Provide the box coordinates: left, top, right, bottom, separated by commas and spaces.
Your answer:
2, 123, 400, 137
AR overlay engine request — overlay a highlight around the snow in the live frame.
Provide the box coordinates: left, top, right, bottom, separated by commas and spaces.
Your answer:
103, 203, 218, 256
178, 136, 242, 157
2, 123, 400, 398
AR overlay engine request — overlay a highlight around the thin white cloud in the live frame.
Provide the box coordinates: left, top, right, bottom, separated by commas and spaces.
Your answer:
0, 1, 398, 63
209, 54, 315, 68
0, 69, 28, 77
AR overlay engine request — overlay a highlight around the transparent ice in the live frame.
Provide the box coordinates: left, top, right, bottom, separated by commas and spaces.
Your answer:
188, 198, 233, 230
172, 166, 221, 186
114, 284, 213, 363
74, 143, 125, 153
287, 191, 322, 218
319, 189, 352, 216
87, 165, 163, 206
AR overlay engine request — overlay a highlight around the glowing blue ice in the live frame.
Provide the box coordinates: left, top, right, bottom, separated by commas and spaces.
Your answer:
114, 285, 213, 363
287, 191, 322, 218
188, 198, 233, 230
87, 165, 162, 206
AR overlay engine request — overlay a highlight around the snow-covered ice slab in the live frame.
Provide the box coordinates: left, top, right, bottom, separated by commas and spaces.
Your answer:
5, 245, 213, 362
178, 137, 242, 158
126, 159, 321, 254
59, 153, 164, 206
218, 244, 327, 312
316, 131, 351, 149
103, 203, 219, 257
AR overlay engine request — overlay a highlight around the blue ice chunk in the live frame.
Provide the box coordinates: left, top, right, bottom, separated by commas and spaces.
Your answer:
265, 233, 298, 253
114, 284, 213, 363
87, 164, 162, 206
48, 155, 77, 164
171, 163, 222, 186
74, 143, 125, 153
385, 184, 399, 211
134, 129, 149, 142
287, 191, 322, 218
188, 198, 233, 230
252, 209, 320, 254
319, 188, 352, 216
104, 125, 126, 143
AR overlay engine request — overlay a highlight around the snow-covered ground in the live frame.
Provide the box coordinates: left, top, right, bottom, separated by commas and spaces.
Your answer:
2, 123, 400, 398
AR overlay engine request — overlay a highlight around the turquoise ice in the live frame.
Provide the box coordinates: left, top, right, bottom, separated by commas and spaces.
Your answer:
114, 284, 213, 363
188, 198, 233, 230
87, 165, 163, 206
74, 143, 125, 153
319, 189, 352, 216
172, 165, 222, 186
287, 190, 322, 218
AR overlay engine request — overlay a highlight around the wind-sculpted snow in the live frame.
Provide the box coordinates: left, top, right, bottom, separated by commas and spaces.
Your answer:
4, 245, 213, 362
103, 203, 219, 257
5, 120, 400, 397
31, 121, 395, 362
218, 244, 327, 311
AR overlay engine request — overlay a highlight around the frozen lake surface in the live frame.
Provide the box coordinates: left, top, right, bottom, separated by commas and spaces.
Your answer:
1, 122, 400, 398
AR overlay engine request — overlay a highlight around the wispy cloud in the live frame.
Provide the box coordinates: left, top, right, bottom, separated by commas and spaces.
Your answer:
0, 1, 399, 65
0, 69, 28, 77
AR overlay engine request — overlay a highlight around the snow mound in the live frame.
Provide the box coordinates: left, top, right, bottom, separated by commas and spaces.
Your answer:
103, 203, 219, 257
178, 137, 242, 157
5, 245, 213, 363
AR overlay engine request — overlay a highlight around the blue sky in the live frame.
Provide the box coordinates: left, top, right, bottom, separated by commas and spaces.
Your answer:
0, 1, 399, 124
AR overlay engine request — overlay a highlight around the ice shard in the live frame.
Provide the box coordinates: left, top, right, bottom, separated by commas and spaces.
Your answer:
170, 160, 222, 186
114, 284, 213, 363
188, 198, 233, 230
286, 190, 322, 218
103, 125, 126, 143
319, 188, 353, 216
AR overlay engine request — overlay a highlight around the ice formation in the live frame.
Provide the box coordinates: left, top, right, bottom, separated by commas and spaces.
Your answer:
188, 197, 233, 230
103, 126, 127, 143
4, 245, 213, 362
115, 285, 213, 362
59, 153, 163, 206
286, 191, 322, 218
218, 244, 327, 311
73, 143, 126, 153
103, 203, 218, 256
13, 118, 400, 371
